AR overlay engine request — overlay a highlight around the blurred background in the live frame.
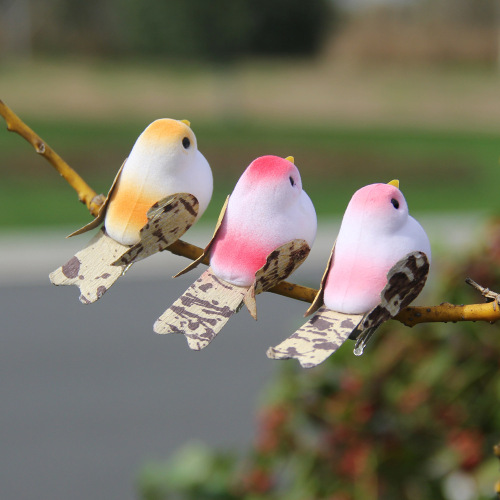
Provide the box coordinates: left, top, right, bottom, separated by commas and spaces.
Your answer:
1, 0, 500, 499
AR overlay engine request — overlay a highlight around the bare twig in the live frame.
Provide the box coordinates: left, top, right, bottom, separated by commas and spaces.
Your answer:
3, 100, 500, 324
0, 100, 104, 216
465, 277, 500, 302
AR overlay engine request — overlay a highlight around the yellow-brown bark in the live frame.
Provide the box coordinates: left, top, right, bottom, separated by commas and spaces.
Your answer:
0, 100, 103, 216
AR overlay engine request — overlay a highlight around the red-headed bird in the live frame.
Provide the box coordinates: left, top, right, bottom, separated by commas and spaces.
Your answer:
155, 155, 317, 350
267, 180, 431, 368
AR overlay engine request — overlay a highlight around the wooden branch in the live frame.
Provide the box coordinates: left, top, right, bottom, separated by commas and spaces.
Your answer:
0, 100, 105, 216
3, 99, 500, 325
395, 301, 500, 327
165, 246, 500, 324
165, 239, 318, 302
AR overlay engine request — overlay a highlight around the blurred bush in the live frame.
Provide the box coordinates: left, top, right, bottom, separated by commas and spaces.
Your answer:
136, 220, 500, 499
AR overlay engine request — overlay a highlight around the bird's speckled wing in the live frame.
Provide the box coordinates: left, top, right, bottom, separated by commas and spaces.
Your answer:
154, 268, 247, 350
353, 251, 430, 354
267, 306, 364, 368
50, 194, 199, 303
361, 251, 430, 331
114, 193, 199, 266
67, 160, 126, 238
244, 239, 310, 320
305, 240, 336, 316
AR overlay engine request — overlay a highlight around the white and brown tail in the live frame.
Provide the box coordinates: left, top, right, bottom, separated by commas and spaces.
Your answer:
267, 306, 363, 368
157, 238, 311, 350
49, 194, 199, 304
268, 250, 431, 367
154, 269, 248, 350
49, 228, 129, 304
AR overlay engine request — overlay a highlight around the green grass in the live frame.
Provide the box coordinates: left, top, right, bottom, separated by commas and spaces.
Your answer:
1, 118, 499, 229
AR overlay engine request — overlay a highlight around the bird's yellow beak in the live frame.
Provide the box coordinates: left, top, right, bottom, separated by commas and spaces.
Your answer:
180, 119, 191, 127
387, 179, 400, 189
285, 156, 295, 164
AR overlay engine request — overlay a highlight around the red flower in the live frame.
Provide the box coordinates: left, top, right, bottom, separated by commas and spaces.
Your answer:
241, 467, 273, 494
448, 429, 484, 471
339, 442, 373, 479
255, 405, 289, 454
398, 385, 429, 414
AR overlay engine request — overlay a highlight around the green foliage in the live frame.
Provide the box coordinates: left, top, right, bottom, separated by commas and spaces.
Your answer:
137, 443, 238, 500
1, 119, 499, 228
121, 0, 253, 61
30, 0, 335, 60
121, 0, 333, 61
244, 0, 333, 57
136, 229, 500, 499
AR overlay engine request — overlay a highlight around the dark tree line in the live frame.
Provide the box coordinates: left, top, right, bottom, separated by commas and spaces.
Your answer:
19, 0, 336, 60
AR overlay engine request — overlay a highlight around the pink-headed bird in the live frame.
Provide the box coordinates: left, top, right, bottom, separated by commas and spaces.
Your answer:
50, 118, 213, 303
267, 180, 431, 368
154, 155, 317, 350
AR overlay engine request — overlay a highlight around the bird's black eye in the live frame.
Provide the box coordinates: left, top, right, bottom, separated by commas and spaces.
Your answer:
182, 137, 191, 149
391, 198, 399, 209
289, 176, 295, 187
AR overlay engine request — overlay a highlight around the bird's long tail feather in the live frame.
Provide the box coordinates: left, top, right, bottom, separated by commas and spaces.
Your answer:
49, 228, 128, 304
267, 307, 363, 368
154, 269, 247, 350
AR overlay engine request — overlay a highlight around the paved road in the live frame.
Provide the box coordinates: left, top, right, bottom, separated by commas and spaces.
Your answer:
1, 278, 313, 500
0, 225, 329, 500
0, 215, 486, 500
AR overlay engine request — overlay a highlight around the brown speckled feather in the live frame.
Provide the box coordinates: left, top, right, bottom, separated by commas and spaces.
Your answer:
114, 193, 198, 265
49, 227, 129, 304
50, 193, 199, 303
245, 239, 310, 319
305, 240, 336, 317
353, 251, 430, 354
154, 268, 247, 350
67, 160, 127, 238
268, 251, 430, 367
267, 306, 363, 368
360, 251, 430, 330
155, 239, 311, 350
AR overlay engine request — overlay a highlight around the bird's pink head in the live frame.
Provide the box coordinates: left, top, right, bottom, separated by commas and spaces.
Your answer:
235, 155, 303, 204
208, 155, 316, 286
345, 183, 409, 232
